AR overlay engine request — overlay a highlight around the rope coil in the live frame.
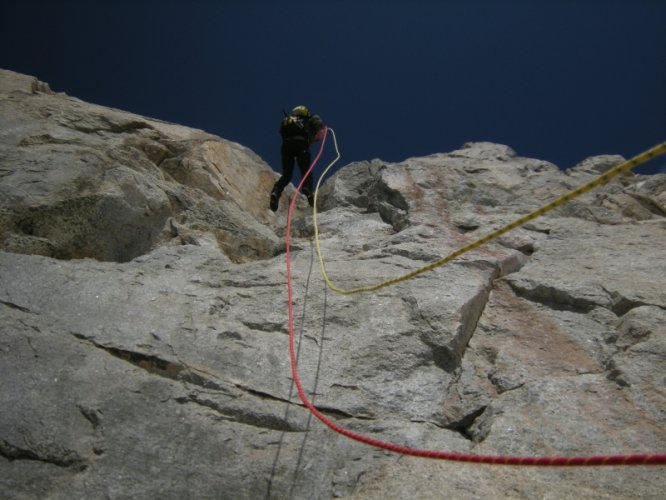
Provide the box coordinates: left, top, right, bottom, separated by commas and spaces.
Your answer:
285, 130, 666, 465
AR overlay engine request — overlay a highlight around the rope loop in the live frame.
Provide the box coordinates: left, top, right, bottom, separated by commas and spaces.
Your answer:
285, 131, 666, 465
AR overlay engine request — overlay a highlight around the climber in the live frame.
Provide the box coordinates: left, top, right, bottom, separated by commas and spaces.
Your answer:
269, 105, 325, 212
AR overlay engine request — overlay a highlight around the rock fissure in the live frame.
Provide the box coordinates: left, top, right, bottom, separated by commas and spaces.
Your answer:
443, 405, 489, 441
601, 286, 654, 317
0, 298, 32, 313
0, 438, 87, 471
313, 404, 375, 421
174, 394, 301, 432
67, 116, 154, 135
233, 384, 294, 405
507, 280, 600, 314
240, 319, 289, 335
70, 333, 226, 391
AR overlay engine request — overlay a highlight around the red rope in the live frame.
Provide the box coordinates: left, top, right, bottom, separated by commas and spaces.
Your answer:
285, 128, 666, 466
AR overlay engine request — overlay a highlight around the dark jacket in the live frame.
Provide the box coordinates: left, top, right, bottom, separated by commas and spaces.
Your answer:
279, 114, 325, 143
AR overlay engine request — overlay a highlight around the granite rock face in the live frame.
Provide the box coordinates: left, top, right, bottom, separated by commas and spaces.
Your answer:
1, 69, 665, 499
0, 69, 283, 263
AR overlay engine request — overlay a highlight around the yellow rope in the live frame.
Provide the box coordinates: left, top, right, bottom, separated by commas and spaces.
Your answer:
312, 134, 666, 295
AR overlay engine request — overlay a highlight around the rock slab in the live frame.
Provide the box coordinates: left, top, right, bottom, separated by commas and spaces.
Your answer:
1, 69, 665, 499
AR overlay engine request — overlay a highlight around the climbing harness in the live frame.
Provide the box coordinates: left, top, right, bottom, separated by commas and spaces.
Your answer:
285, 130, 666, 465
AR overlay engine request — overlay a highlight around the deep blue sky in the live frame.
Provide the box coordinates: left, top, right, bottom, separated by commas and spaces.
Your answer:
2, 0, 665, 176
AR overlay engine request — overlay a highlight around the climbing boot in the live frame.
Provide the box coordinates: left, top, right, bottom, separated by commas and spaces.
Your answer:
301, 188, 314, 207
269, 190, 279, 212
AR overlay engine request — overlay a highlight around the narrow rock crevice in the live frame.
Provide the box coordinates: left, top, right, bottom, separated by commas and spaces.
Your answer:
443, 406, 489, 441
234, 383, 366, 419
174, 394, 301, 432
626, 192, 666, 217
602, 287, 653, 317
368, 176, 411, 232
522, 224, 551, 235
0, 299, 32, 313
236, 383, 375, 421
78, 405, 102, 429
234, 384, 292, 405
17, 134, 86, 147
0, 438, 87, 471
508, 279, 657, 317
70, 333, 226, 391
454, 221, 480, 233
314, 404, 375, 421
603, 359, 630, 388
240, 320, 288, 335
69, 116, 154, 135
175, 388, 371, 434
507, 281, 599, 314
488, 375, 526, 395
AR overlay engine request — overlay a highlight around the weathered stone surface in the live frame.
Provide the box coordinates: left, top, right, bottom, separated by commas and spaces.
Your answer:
1, 69, 665, 499
0, 68, 284, 263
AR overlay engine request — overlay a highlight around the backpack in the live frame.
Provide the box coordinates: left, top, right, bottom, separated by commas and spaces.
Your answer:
308, 115, 325, 142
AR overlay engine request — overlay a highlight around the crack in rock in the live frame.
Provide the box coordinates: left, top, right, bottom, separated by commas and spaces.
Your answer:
603, 358, 631, 388
240, 320, 288, 335
443, 405, 488, 441
0, 438, 87, 471
0, 299, 32, 313
71, 333, 226, 391
235, 384, 369, 420
601, 286, 655, 316
508, 279, 657, 317
507, 280, 600, 314
174, 394, 301, 432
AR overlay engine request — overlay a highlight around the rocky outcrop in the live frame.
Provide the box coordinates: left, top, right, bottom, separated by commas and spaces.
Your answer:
1, 69, 665, 499
0, 69, 285, 263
